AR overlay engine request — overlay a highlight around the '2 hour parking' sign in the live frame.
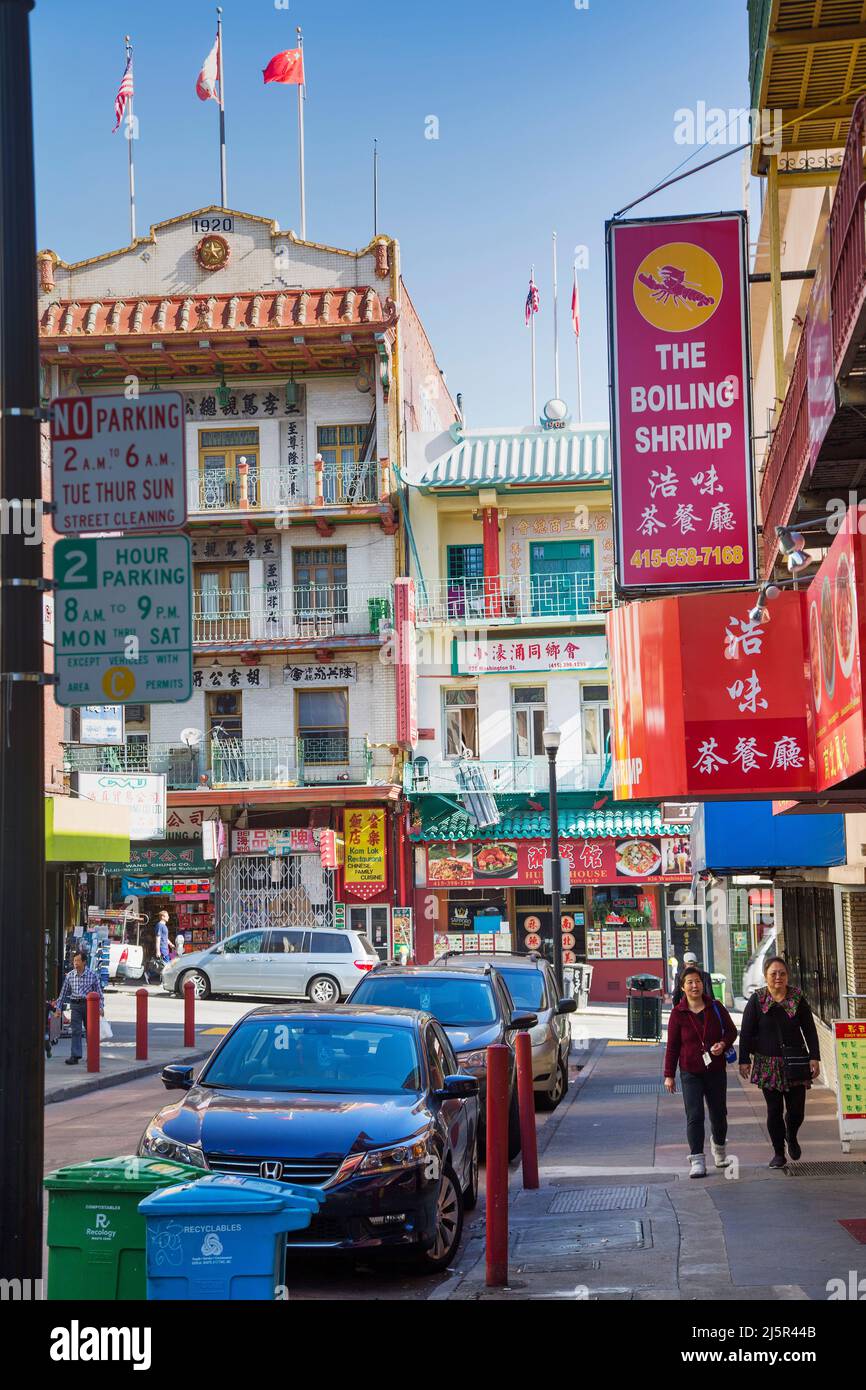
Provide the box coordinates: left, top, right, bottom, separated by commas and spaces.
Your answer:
53, 536, 193, 706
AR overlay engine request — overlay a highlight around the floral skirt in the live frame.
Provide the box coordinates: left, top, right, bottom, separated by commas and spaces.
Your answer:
750, 1052, 811, 1093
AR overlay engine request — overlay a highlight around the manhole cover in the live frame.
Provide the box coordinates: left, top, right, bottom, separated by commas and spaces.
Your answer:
839, 1219, 866, 1244
548, 1186, 648, 1214
612, 1083, 666, 1095
512, 1218, 646, 1256
786, 1162, 866, 1177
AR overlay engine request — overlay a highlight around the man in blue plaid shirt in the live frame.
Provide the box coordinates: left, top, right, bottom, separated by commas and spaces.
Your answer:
54, 948, 104, 1065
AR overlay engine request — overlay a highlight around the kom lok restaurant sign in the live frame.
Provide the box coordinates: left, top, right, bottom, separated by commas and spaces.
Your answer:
606, 212, 756, 592
608, 591, 814, 800
807, 508, 866, 790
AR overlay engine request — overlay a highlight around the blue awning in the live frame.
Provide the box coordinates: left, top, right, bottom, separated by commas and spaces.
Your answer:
691, 801, 845, 872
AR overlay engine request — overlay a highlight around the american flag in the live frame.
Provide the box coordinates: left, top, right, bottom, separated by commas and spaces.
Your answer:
571, 270, 580, 339
113, 54, 134, 132
524, 276, 539, 325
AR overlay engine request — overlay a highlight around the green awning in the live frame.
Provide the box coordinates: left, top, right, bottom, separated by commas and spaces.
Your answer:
410, 798, 689, 842
45, 795, 132, 864
415, 423, 610, 493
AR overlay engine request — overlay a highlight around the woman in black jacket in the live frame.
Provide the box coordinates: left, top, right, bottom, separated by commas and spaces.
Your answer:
738, 956, 820, 1167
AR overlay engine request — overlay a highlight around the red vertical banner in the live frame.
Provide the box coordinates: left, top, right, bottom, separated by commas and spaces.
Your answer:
393, 578, 418, 750
807, 509, 866, 789
607, 212, 756, 591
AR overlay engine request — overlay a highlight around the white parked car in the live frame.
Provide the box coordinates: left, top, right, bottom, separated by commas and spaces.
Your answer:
161, 926, 379, 1004
108, 938, 146, 981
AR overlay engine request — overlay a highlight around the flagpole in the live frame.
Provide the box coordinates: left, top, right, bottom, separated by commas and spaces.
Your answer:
552, 232, 560, 400
124, 35, 136, 241
297, 26, 306, 238
574, 260, 583, 423
217, 7, 228, 207
530, 263, 537, 424
373, 139, 378, 238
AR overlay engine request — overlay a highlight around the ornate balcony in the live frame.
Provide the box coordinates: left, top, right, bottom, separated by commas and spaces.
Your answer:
415, 572, 614, 626
404, 755, 610, 797
192, 584, 393, 645
191, 460, 381, 516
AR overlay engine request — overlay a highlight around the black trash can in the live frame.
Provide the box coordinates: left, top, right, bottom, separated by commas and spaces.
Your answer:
626, 974, 662, 1042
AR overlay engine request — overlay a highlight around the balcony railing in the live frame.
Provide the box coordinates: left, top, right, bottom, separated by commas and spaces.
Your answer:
760, 96, 866, 573
63, 736, 384, 791
404, 755, 610, 796
415, 572, 614, 626
193, 585, 393, 644
192, 461, 380, 514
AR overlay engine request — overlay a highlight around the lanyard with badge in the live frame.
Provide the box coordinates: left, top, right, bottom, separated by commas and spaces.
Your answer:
687, 1008, 713, 1067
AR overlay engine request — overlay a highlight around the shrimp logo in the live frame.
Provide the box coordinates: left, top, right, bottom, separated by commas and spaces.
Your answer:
633, 240, 723, 332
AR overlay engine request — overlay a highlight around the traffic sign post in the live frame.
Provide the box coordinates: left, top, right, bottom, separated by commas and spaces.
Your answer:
53, 535, 193, 706
50, 391, 187, 535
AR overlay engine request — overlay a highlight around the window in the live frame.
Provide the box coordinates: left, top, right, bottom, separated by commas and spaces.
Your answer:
223, 931, 265, 954
309, 931, 353, 954
444, 688, 478, 758
196, 566, 250, 639
266, 930, 307, 954
297, 688, 349, 763
432, 1022, 459, 1075
207, 691, 242, 742
512, 686, 547, 759
198, 428, 260, 509
293, 547, 348, 625
446, 545, 485, 619
125, 703, 150, 750
530, 539, 595, 616
425, 1025, 446, 1090
201, 1018, 422, 1095
317, 425, 373, 503
581, 684, 611, 759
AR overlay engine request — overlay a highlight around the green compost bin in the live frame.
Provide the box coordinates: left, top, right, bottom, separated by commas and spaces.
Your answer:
44, 1155, 206, 1301
711, 973, 727, 1004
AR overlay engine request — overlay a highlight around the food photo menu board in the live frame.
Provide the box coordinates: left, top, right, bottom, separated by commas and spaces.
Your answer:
424, 836, 692, 888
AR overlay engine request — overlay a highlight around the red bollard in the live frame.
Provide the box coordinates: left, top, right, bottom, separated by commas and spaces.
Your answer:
86, 991, 100, 1073
515, 1030, 539, 1190
136, 988, 148, 1060
485, 1042, 510, 1288
183, 977, 195, 1047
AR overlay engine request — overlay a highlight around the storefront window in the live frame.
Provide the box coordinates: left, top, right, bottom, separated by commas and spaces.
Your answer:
444, 688, 478, 758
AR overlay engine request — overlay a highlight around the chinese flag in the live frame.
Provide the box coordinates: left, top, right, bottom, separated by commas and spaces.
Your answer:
263, 48, 304, 85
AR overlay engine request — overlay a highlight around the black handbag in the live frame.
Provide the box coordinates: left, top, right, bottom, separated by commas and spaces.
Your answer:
772, 1005, 811, 1086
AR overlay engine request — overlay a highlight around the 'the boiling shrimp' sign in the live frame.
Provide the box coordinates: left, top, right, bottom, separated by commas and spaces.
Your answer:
606, 212, 756, 592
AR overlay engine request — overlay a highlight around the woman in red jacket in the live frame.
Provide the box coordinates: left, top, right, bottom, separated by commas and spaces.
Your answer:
663, 965, 738, 1178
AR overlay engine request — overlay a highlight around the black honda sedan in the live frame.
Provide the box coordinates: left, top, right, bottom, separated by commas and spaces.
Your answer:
139, 1004, 480, 1273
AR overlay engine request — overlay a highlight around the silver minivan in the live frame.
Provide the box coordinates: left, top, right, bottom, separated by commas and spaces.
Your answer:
161, 927, 378, 1004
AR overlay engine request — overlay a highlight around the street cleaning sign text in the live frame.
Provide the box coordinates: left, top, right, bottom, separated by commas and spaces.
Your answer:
53, 536, 192, 706
50, 392, 187, 534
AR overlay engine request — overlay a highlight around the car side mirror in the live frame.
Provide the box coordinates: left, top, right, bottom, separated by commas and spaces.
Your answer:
212, 943, 224, 954
508, 1011, 538, 1031
161, 1063, 195, 1091
556, 998, 577, 1015
437, 1073, 480, 1099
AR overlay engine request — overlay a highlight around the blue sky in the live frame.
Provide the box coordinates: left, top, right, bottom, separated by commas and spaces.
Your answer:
32, 0, 750, 427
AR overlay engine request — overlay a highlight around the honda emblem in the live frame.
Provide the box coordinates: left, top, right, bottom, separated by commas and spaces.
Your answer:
260, 1160, 284, 1181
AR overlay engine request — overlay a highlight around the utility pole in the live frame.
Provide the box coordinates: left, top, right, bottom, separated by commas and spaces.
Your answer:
0, 0, 46, 1278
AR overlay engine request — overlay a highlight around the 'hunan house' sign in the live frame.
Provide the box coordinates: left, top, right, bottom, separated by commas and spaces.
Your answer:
607, 590, 814, 799
606, 212, 756, 592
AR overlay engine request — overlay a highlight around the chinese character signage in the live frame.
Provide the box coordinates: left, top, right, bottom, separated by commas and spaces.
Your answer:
80, 705, 124, 744
104, 842, 210, 875
194, 664, 271, 690
394, 578, 418, 749
608, 591, 814, 798
607, 212, 756, 591
807, 511, 866, 790
834, 1020, 866, 1143
184, 388, 300, 421
424, 836, 691, 888
73, 772, 166, 841
232, 827, 322, 855
282, 664, 357, 686
344, 808, 387, 899
806, 234, 836, 473
453, 634, 607, 676
191, 536, 279, 562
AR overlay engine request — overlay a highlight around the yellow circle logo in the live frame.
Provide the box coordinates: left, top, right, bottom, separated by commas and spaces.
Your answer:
633, 241, 723, 332
102, 666, 136, 700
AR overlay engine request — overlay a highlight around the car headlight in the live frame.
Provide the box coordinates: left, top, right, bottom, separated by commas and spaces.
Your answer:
530, 1024, 548, 1046
333, 1135, 434, 1182
459, 1050, 488, 1071
139, 1125, 208, 1169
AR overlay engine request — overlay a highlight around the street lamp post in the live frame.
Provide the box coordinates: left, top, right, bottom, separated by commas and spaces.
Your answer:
543, 727, 563, 994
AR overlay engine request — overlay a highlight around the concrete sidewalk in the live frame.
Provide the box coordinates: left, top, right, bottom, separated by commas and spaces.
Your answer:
44, 1020, 213, 1103
439, 1033, 866, 1302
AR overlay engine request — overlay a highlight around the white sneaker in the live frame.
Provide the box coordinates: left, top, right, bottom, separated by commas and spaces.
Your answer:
711, 1142, 731, 1168
688, 1153, 706, 1179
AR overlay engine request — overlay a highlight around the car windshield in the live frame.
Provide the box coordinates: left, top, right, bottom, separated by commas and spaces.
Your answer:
352, 975, 497, 1026
498, 969, 546, 1010
201, 1018, 422, 1094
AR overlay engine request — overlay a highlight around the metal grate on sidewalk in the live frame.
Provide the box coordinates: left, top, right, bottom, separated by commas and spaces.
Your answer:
547, 1185, 648, 1213
612, 1083, 666, 1094
786, 1162, 866, 1178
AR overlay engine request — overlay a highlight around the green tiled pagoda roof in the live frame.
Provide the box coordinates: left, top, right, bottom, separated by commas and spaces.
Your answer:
415, 423, 610, 492
411, 801, 688, 842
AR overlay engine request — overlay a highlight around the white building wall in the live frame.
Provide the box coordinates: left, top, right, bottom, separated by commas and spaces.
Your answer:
149, 692, 206, 744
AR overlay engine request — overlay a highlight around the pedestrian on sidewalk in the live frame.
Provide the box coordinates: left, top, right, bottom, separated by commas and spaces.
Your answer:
53, 948, 104, 1066
671, 952, 714, 1006
738, 956, 820, 1168
663, 965, 738, 1178
155, 910, 171, 965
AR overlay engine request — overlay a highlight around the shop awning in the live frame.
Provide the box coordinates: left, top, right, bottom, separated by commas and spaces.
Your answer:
45, 795, 131, 864
411, 799, 689, 842
414, 423, 610, 493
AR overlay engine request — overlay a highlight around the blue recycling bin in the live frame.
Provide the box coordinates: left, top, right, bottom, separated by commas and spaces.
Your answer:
138, 1174, 324, 1300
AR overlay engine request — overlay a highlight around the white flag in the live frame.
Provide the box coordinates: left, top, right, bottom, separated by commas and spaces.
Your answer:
196, 34, 220, 102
